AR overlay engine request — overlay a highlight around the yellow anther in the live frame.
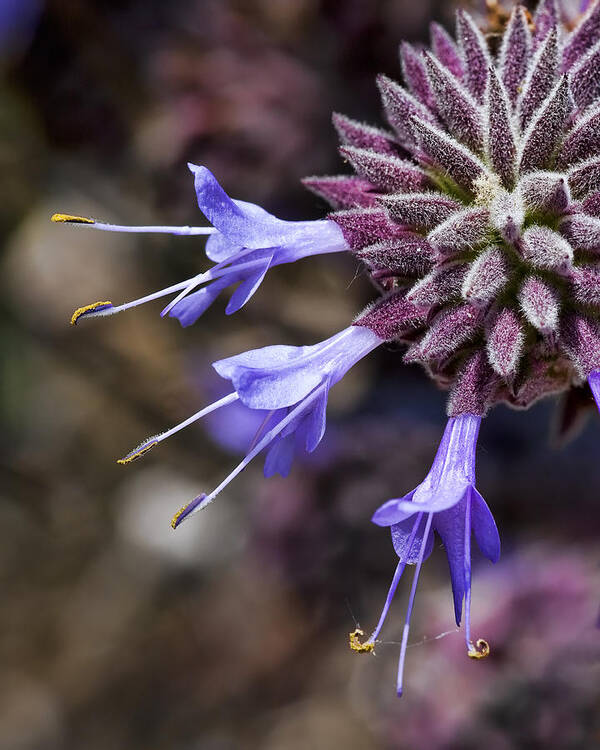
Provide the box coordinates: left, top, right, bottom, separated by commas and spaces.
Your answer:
467, 638, 490, 659
349, 629, 375, 654
116, 440, 158, 465
171, 503, 189, 530
70, 301, 112, 326
51, 213, 95, 224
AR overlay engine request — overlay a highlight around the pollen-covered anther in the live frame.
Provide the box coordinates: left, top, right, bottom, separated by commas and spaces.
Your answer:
467, 638, 490, 659
51, 213, 95, 224
70, 301, 113, 326
170, 493, 208, 530
348, 629, 375, 654
117, 439, 158, 464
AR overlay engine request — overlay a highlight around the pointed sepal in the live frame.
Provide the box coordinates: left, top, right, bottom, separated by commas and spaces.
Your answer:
486, 308, 525, 380
519, 276, 560, 333
461, 247, 510, 308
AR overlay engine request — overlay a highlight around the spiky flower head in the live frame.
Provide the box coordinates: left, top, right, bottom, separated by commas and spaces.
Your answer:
306, 0, 600, 417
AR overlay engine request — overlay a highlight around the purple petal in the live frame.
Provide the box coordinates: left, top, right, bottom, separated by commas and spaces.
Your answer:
433, 499, 468, 625
471, 488, 501, 563
300, 385, 328, 453
372, 490, 417, 526
225, 253, 273, 315
264, 433, 296, 478
169, 277, 231, 327
205, 232, 241, 262
213, 326, 379, 410
391, 515, 435, 564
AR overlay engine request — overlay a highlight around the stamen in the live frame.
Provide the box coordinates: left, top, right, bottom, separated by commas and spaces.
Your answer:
71, 301, 113, 326
117, 439, 158, 465
171, 494, 207, 529
52, 213, 217, 235
69, 275, 214, 325
348, 629, 375, 654
467, 638, 490, 659
397, 512, 434, 697
160, 253, 273, 318
117, 392, 239, 464
52, 213, 95, 224
171, 383, 329, 527
366, 512, 424, 645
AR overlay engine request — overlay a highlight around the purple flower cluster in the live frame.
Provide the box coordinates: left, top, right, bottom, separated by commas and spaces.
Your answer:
54, 0, 600, 696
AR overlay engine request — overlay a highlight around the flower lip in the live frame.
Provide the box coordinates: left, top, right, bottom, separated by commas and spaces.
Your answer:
213, 325, 381, 410
372, 415, 481, 526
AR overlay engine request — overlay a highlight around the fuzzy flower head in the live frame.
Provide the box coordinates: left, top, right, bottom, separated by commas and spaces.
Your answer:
309, 0, 600, 418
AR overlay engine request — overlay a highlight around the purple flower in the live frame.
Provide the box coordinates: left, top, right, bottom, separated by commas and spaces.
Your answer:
54, 0, 600, 698
115, 324, 382, 524
57, 165, 348, 326
351, 415, 500, 696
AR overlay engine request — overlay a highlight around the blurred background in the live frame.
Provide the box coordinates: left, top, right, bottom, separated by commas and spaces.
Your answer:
1, 0, 599, 748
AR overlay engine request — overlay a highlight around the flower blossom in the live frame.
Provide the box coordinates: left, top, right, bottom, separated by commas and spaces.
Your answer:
115, 324, 384, 527
55, 164, 348, 327
350, 415, 500, 694
54, 0, 600, 696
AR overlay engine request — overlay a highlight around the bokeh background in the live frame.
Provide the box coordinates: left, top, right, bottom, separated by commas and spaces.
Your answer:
1, 1, 599, 748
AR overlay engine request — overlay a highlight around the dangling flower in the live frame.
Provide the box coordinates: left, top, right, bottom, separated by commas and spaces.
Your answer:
351, 415, 500, 696
57, 164, 349, 327
116, 324, 385, 525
